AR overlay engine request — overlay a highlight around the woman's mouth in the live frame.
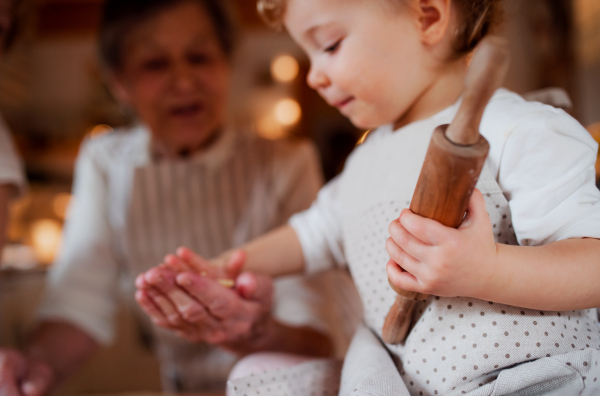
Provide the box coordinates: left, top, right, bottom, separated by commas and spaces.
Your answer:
170, 102, 202, 117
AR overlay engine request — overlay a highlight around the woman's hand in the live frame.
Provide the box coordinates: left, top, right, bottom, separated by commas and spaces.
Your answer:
385, 189, 499, 299
135, 249, 276, 352
0, 349, 54, 396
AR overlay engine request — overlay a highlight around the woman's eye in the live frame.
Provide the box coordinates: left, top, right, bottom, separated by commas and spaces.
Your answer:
188, 52, 211, 65
141, 58, 169, 71
324, 40, 341, 54
0, 18, 10, 42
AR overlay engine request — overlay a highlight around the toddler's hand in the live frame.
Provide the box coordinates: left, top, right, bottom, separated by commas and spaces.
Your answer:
165, 247, 246, 283
385, 189, 498, 298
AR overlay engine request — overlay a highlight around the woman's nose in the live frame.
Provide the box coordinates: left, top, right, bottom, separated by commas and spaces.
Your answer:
306, 64, 330, 90
172, 63, 196, 92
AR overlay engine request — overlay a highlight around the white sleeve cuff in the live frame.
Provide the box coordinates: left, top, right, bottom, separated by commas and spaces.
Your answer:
37, 288, 116, 345
552, 200, 600, 242
289, 212, 335, 274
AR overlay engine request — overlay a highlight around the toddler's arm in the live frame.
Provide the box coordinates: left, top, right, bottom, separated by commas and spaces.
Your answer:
386, 189, 600, 311
212, 224, 306, 277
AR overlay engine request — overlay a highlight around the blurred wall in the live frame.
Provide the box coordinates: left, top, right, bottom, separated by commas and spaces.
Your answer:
574, 0, 600, 126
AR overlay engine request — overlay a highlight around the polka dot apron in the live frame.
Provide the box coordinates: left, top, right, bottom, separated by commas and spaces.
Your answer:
229, 165, 600, 396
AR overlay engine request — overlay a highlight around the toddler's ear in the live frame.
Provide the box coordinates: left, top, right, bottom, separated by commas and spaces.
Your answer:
417, 0, 452, 46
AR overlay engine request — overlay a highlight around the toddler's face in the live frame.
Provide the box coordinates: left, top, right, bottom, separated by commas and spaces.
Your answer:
284, 0, 433, 129
114, 2, 231, 155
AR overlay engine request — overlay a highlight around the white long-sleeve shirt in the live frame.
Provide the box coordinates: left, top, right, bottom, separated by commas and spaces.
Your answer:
289, 89, 600, 395
37, 125, 325, 390
0, 116, 26, 195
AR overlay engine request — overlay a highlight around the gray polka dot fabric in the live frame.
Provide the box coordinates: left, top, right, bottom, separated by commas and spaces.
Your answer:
234, 97, 600, 394
340, 166, 600, 395
228, 359, 342, 396
230, 163, 600, 396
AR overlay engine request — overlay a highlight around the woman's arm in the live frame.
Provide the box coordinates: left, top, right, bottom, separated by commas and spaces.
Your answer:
0, 184, 14, 251
0, 321, 98, 396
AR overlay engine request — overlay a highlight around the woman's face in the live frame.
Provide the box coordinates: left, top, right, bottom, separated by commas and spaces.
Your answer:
113, 1, 231, 156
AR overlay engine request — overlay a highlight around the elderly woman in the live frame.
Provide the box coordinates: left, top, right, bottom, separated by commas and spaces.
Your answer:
0, 0, 330, 394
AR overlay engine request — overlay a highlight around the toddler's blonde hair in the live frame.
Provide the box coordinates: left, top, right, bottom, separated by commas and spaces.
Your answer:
256, 0, 502, 56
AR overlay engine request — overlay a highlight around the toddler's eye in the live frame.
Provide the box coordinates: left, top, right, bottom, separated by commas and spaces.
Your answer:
324, 40, 341, 54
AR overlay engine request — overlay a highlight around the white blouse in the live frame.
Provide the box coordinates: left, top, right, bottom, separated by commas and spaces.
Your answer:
0, 115, 26, 195
37, 125, 326, 390
289, 89, 600, 395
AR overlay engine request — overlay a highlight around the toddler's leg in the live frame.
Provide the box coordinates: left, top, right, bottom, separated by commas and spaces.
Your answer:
475, 348, 600, 395
226, 353, 312, 396
227, 354, 342, 396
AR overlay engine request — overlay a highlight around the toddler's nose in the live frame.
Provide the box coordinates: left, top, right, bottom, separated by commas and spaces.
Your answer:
306, 65, 330, 90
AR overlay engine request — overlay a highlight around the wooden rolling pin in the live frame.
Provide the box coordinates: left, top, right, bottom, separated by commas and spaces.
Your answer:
381, 36, 510, 345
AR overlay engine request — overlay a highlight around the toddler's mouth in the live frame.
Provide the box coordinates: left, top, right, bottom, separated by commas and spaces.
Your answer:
333, 97, 354, 109
170, 102, 202, 117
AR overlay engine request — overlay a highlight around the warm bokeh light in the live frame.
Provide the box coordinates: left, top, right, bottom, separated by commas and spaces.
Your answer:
356, 130, 372, 145
271, 55, 300, 83
88, 124, 114, 138
52, 193, 73, 220
587, 122, 600, 178
256, 116, 287, 140
588, 121, 600, 142
274, 98, 302, 126
31, 219, 62, 264
1, 245, 38, 270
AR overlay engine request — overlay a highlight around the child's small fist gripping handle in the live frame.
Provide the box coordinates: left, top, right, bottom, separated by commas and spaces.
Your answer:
382, 36, 510, 345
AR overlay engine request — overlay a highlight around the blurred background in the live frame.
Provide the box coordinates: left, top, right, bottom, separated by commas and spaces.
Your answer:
0, 0, 599, 395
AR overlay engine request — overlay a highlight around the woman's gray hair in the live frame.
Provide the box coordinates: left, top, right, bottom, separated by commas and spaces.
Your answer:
99, 0, 239, 71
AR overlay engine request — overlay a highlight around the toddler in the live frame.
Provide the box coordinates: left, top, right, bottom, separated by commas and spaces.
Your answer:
138, 0, 600, 394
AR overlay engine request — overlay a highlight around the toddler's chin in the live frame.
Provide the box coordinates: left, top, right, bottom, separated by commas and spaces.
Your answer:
347, 115, 384, 131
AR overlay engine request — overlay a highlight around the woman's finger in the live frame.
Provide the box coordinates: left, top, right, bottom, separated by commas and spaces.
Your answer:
144, 287, 186, 327
135, 290, 169, 327
135, 272, 150, 290
176, 272, 240, 319
177, 299, 219, 327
